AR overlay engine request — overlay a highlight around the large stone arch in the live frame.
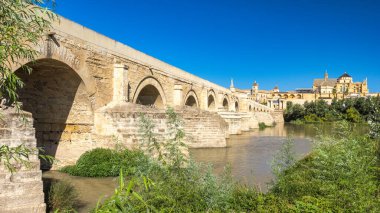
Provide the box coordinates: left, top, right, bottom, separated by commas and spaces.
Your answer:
133, 76, 167, 109
12, 41, 97, 97
207, 89, 217, 111
14, 58, 94, 168
184, 90, 199, 108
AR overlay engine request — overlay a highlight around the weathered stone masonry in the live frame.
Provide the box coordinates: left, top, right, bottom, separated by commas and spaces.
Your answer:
0, 110, 45, 212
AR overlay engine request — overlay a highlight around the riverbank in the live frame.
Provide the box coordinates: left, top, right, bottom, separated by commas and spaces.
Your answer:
43, 122, 378, 212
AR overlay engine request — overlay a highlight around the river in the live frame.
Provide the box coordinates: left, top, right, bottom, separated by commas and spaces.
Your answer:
42, 123, 368, 212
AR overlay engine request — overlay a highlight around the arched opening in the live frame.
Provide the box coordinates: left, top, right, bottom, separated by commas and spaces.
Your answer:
208, 95, 216, 110
184, 90, 199, 108
235, 101, 239, 112
222, 98, 229, 111
249, 105, 252, 112
185, 95, 197, 108
14, 58, 94, 169
133, 77, 166, 109
136, 85, 164, 108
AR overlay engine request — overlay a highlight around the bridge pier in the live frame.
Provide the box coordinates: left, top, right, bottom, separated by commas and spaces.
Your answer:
0, 109, 46, 213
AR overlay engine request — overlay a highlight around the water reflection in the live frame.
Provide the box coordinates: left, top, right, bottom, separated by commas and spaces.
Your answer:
43, 171, 118, 213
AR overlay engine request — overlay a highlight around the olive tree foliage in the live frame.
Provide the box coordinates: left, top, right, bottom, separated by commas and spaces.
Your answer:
0, 0, 56, 108
0, 0, 56, 172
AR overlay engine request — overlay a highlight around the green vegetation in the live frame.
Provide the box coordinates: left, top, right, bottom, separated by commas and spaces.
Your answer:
271, 121, 380, 211
48, 180, 79, 212
0, 144, 53, 173
93, 111, 380, 212
1, 0, 56, 108
138, 108, 188, 169
60, 148, 149, 177
61, 108, 379, 212
0, 0, 57, 172
258, 122, 268, 130
285, 96, 380, 123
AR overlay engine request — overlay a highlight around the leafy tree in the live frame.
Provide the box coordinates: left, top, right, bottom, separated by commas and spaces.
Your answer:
284, 102, 305, 122
0, 0, 56, 172
1, 0, 56, 108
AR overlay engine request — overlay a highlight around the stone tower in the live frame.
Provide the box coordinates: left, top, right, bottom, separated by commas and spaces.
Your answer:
230, 78, 236, 92
252, 81, 259, 94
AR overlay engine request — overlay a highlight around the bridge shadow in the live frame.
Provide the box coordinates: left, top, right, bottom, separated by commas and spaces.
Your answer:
15, 58, 94, 169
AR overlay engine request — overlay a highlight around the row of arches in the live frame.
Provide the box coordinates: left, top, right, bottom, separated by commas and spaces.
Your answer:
248, 105, 270, 113
132, 77, 239, 111
277, 94, 302, 99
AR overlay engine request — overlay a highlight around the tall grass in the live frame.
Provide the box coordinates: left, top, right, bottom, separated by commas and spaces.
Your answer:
270, 121, 380, 211
48, 181, 79, 212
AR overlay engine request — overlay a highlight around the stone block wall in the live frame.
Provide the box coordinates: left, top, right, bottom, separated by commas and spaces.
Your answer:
0, 109, 45, 213
255, 112, 276, 126
218, 112, 245, 135
181, 108, 227, 148
94, 103, 228, 149
271, 111, 285, 124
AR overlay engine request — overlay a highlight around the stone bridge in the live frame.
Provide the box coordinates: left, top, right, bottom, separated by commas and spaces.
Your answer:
10, 17, 280, 168
1, 16, 283, 212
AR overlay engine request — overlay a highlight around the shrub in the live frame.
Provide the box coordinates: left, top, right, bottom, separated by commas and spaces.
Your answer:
304, 113, 323, 123
48, 181, 79, 212
258, 122, 267, 130
290, 119, 304, 125
61, 148, 148, 177
284, 103, 305, 122
346, 106, 363, 123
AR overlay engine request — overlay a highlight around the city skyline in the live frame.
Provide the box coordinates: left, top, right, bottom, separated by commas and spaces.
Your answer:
52, 0, 380, 92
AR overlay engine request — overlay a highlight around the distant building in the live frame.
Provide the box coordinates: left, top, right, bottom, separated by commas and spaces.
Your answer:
242, 71, 372, 110
313, 71, 368, 97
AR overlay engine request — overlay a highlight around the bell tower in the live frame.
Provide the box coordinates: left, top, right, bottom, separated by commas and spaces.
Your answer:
252, 81, 259, 94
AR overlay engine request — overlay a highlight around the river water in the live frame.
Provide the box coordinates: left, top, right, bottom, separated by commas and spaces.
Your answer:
42, 123, 368, 212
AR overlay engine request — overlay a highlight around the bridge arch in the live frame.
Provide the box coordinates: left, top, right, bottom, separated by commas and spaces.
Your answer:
222, 95, 229, 111
14, 58, 94, 168
12, 42, 97, 96
207, 90, 217, 111
184, 90, 199, 108
133, 77, 167, 109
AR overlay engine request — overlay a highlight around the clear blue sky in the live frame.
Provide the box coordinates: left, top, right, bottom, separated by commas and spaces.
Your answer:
53, 0, 380, 92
